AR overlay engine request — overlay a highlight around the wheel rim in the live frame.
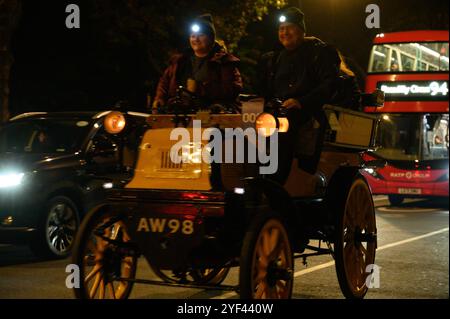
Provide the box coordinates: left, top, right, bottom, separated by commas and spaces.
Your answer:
46, 202, 77, 255
251, 219, 293, 299
341, 180, 376, 297
82, 218, 135, 299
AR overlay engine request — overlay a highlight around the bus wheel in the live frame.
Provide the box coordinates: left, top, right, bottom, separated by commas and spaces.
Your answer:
335, 177, 377, 299
72, 208, 137, 299
388, 195, 404, 206
239, 212, 293, 299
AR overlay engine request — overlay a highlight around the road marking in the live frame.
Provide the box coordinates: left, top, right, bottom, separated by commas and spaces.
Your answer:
293, 260, 336, 277
376, 227, 449, 251
212, 227, 449, 299
377, 207, 439, 213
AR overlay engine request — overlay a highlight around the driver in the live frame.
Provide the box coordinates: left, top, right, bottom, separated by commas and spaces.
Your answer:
152, 14, 243, 113
258, 7, 340, 116
258, 7, 341, 173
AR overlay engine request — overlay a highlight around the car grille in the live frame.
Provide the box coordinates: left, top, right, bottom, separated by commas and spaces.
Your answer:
160, 150, 183, 170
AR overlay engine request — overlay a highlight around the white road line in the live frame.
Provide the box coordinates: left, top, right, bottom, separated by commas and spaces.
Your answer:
212, 227, 449, 299
376, 227, 449, 252
294, 260, 336, 277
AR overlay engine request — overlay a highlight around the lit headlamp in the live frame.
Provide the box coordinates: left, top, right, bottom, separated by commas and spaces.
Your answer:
279, 15, 287, 23
104, 111, 126, 134
255, 113, 289, 137
191, 24, 201, 33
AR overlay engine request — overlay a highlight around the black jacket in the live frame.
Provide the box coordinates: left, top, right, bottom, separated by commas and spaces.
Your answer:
258, 37, 340, 119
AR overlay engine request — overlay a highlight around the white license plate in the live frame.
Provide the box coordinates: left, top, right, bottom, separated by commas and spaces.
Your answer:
398, 188, 422, 195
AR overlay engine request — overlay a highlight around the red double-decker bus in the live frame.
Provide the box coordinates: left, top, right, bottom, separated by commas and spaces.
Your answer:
363, 30, 449, 205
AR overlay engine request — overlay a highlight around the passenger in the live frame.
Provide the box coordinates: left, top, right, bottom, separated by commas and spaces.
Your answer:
34, 129, 54, 152
390, 61, 399, 72
258, 7, 340, 173
152, 14, 243, 113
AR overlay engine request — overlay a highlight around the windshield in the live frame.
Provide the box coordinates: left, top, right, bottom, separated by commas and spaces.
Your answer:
368, 42, 449, 73
374, 113, 449, 161
0, 119, 92, 154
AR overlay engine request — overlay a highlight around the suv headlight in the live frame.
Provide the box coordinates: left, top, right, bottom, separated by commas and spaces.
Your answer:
0, 172, 25, 188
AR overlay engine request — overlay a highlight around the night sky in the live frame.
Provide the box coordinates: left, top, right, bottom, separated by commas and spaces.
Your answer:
8, 0, 449, 116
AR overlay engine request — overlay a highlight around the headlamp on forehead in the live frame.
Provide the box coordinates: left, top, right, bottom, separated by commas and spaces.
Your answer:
191, 24, 201, 33
279, 15, 287, 23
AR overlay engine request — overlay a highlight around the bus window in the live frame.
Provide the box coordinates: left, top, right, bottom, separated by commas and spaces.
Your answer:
401, 53, 414, 71
370, 45, 389, 72
390, 50, 400, 71
368, 42, 449, 73
425, 114, 449, 160
418, 61, 427, 71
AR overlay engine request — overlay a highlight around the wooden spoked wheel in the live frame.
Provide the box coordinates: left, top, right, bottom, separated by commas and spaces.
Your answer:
335, 178, 377, 299
73, 210, 137, 299
190, 267, 230, 285
240, 214, 293, 299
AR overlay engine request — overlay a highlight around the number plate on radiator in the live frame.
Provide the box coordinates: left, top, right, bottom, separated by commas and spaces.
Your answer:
136, 217, 195, 235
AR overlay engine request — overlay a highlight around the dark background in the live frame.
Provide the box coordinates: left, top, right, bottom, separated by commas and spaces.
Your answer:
8, 0, 449, 116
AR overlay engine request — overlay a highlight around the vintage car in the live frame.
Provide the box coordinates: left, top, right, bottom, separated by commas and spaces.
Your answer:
72, 92, 382, 299
0, 110, 149, 258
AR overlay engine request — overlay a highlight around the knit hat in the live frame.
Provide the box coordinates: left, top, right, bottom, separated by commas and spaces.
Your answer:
191, 14, 216, 41
279, 7, 306, 33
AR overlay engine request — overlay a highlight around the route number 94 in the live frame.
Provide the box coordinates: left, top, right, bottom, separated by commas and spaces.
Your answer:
137, 217, 194, 235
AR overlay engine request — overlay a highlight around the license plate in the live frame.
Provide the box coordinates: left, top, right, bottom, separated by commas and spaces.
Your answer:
398, 188, 422, 195
136, 217, 195, 235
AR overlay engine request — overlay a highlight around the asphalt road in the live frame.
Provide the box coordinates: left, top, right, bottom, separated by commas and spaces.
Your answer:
0, 196, 448, 299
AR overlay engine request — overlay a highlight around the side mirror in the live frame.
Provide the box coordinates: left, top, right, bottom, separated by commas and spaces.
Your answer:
363, 159, 387, 169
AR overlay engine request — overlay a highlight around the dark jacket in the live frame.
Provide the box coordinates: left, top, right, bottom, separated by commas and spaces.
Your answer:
258, 37, 341, 175
155, 43, 243, 108
330, 72, 362, 111
258, 37, 340, 119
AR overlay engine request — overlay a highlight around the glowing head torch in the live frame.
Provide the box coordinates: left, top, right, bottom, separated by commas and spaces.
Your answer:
279, 15, 287, 23
191, 24, 201, 33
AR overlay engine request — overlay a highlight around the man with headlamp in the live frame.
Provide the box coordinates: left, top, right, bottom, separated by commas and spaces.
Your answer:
258, 7, 341, 173
153, 14, 243, 113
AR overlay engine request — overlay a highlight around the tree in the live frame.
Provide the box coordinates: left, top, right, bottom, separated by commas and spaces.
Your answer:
7, 0, 286, 115
0, 0, 22, 122
88, 0, 287, 87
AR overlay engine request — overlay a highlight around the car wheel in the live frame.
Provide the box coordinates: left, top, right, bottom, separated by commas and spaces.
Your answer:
30, 196, 80, 259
